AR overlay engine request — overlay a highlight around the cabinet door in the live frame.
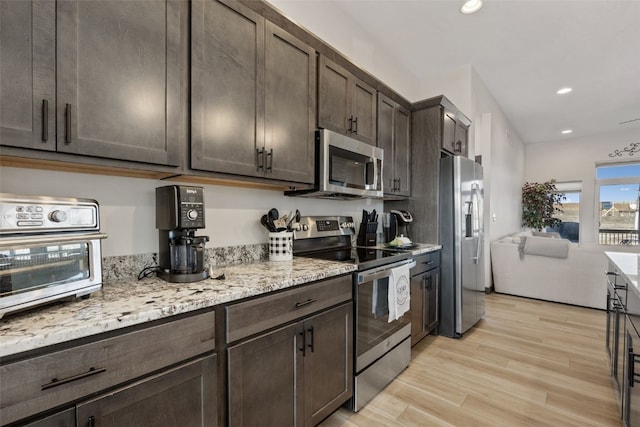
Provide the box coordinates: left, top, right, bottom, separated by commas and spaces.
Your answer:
56, 0, 181, 165
625, 327, 640, 426
454, 121, 468, 157
264, 22, 316, 184
442, 110, 456, 154
410, 273, 426, 346
377, 93, 395, 192
318, 56, 351, 136
0, 0, 55, 151
76, 355, 217, 427
22, 408, 75, 427
394, 105, 411, 196
228, 323, 302, 427
425, 268, 440, 333
191, 0, 264, 176
304, 303, 353, 427
351, 78, 376, 145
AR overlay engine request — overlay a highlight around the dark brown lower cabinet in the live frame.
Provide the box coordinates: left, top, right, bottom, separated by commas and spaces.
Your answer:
227, 302, 352, 427
410, 252, 441, 346
76, 355, 217, 427
21, 408, 75, 427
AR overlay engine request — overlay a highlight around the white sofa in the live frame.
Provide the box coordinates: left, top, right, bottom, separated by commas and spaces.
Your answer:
490, 233, 640, 309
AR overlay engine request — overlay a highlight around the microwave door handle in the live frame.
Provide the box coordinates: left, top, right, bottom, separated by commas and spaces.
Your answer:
371, 157, 378, 190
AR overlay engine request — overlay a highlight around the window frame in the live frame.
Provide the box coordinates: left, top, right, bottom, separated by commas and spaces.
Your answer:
595, 162, 640, 246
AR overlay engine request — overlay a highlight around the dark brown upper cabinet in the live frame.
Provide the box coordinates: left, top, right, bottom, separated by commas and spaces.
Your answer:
191, 0, 316, 184
377, 93, 410, 197
0, 0, 56, 151
442, 110, 469, 157
56, 0, 182, 165
318, 55, 376, 146
0, 0, 183, 166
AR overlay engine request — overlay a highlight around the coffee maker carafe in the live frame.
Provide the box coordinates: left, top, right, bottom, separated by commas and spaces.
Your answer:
156, 185, 209, 283
387, 209, 413, 242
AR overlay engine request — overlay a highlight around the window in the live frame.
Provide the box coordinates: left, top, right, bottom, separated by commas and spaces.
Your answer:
546, 181, 581, 242
597, 163, 640, 245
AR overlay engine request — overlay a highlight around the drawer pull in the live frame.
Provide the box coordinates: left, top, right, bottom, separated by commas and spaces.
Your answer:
605, 271, 620, 276
42, 367, 107, 390
88, 416, 96, 427
295, 298, 317, 308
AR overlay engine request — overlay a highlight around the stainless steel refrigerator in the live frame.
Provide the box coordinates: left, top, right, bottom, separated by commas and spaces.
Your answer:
439, 155, 485, 337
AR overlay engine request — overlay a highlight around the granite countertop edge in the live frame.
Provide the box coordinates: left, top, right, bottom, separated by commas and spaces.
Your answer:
0, 258, 357, 359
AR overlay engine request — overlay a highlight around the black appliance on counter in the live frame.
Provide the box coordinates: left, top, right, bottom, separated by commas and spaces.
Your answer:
387, 209, 413, 242
156, 185, 209, 283
293, 216, 414, 412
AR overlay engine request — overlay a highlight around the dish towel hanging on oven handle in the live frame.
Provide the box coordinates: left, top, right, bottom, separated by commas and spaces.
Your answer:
388, 260, 415, 322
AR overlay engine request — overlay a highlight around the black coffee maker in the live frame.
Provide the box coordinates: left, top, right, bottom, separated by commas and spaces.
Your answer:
386, 209, 414, 242
156, 185, 209, 283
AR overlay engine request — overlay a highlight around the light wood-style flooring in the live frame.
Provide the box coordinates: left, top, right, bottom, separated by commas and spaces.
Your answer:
321, 293, 622, 426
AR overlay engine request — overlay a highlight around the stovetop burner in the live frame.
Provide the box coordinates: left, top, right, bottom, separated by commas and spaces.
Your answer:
292, 215, 412, 270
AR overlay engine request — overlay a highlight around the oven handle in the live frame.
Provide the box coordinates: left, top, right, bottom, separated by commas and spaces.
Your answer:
357, 259, 416, 283
0, 232, 108, 247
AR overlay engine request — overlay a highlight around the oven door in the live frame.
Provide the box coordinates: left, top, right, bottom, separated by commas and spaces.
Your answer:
0, 232, 106, 318
355, 260, 413, 372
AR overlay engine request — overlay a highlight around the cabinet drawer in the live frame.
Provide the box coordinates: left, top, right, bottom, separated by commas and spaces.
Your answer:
411, 251, 440, 276
0, 310, 215, 425
226, 275, 352, 343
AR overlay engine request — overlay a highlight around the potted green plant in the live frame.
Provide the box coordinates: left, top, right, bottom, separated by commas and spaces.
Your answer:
522, 180, 565, 231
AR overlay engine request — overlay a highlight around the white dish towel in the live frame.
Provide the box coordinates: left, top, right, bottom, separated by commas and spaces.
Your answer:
388, 262, 413, 322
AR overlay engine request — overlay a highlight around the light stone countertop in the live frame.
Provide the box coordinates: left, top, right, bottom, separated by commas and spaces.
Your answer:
0, 258, 356, 358
606, 251, 639, 296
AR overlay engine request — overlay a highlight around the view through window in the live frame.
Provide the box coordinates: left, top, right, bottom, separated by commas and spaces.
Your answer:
597, 163, 640, 245
546, 182, 581, 242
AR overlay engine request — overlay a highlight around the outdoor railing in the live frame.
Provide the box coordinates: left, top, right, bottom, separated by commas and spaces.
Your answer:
599, 229, 640, 245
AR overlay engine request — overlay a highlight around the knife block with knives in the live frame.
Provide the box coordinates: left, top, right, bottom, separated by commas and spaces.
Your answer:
357, 209, 378, 246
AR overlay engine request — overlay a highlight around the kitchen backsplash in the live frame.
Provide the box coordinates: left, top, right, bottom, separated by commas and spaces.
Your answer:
102, 243, 267, 282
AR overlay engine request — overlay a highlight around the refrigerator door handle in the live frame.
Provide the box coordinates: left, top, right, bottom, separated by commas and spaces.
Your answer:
471, 183, 481, 264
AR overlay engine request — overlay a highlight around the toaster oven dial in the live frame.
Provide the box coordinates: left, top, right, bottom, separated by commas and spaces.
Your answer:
49, 209, 68, 223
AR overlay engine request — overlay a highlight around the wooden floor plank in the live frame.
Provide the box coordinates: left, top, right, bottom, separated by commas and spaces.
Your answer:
320, 293, 622, 426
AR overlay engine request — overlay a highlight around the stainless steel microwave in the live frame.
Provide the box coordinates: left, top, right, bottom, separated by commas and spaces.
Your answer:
286, 129, 384, 199
0, 194, 107, 318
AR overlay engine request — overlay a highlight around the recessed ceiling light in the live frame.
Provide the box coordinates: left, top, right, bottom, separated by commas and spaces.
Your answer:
557, 87, 573, 95
561, 129, 573, 134
460, 0, 483, 14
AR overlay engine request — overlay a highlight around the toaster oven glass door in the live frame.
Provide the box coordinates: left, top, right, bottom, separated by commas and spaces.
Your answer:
0, 241, 92, 297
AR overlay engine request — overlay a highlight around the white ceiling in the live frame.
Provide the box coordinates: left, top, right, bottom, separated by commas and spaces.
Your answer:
269, 0, 640, 144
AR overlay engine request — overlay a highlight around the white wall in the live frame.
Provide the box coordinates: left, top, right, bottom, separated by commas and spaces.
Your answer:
525, 127, 640, 244
267, 0, 419, 100
0, 167, 382, 257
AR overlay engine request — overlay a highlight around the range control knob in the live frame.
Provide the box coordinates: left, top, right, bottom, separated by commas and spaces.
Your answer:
302, 224, 309, 231
341, 222, 354, 229
187, 209, 198, 221
49, 210, 68, 223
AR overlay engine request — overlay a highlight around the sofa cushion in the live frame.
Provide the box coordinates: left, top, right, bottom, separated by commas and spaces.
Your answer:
520, 236, 570, 259
532, 231, 561, 238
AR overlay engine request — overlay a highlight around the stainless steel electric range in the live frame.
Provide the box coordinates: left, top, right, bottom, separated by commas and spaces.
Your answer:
293, 216, 414, 411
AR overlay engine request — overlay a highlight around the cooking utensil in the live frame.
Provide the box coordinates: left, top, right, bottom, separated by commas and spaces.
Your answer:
261, 214, 276, 232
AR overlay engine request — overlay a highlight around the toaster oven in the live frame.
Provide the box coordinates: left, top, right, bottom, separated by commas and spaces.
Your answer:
0, 193, 107, 318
